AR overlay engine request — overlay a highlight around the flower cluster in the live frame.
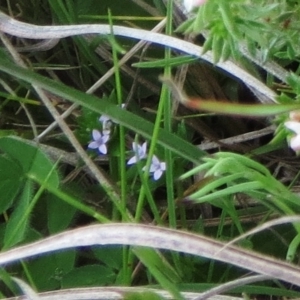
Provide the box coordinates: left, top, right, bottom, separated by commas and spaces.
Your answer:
88, 104, 125, 154
87, 109, 166, 180
285, 111, 300, 152
127, 142, 166, 180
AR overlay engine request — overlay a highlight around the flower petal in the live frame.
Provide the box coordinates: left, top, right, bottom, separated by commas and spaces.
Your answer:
285, 121, 300, 134
99, 144, 107, 154
99, 115, 111, 123
127, 156, 137, 165
141, 142, 147, 155
290, 134, 300, 151
88, 141, 100, 149
102, 134, 110, 143
151, 155, 159, 165
149, 164, 157, 172
132, 142, 138, 152
92, 129, 101, 140
160, 162, 166, 171
153, 169, 163, 180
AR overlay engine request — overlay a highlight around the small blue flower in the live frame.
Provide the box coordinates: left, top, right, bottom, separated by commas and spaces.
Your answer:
127, 142, 147, 165
99, 115, 111, 123
88, 129, 110, 154
99, 104, 125, 133
99, 115, 112, 134
149, 155, 166, 180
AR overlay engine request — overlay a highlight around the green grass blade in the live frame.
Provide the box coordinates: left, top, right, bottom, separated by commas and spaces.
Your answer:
0, 57, 205, 164
132, 55, 197, 68
189, 181, 263, 202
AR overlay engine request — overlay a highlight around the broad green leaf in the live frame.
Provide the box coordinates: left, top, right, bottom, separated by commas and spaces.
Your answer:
0, 155, 23, 213
93, 246, 123, 270
0, 136, 59, 188
46, 192, 77, 234
26, 250, 76, 291
61, 265, 116, 288
4, 180, 33, 248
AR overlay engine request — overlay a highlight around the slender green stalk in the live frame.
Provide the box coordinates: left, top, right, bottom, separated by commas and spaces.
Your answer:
164, 0, 176, 229
108, 10, 127, 219
134, 135, 162, 223
108, 9, 130, 285
208, 210, 227, 283
136, 152, 162, 224
163, 0, 183, 276
21, 261, 37, 292
134, 6, 176, 222
134, 109, 167, 222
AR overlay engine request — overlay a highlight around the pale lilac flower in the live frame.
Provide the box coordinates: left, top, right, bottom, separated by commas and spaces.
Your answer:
149, 155, 166, 180
99, 115, 111, 123
127, 142, 147, 165
184, 0, 207, 12
285, 121, 300, 151
99, 104, 125, 131
99, 115, 113, 134
88, 129, 110, 154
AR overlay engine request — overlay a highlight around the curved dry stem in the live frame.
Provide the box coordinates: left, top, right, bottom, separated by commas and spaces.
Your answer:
219, 216, 300, 254
192, 275, 270, 300
0, 11, 276, 103
3, 286, 238, 300
12, 277, 40, 300
0, 223, 300, 286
